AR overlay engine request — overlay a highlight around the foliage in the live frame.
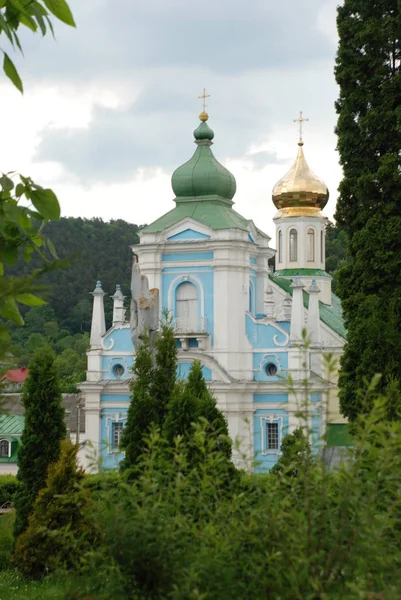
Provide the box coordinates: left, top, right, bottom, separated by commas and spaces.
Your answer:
14, 438, 98, 579
14, 347, 66, 538
61, 399, 401, 600
0, 1, 75, 93
0, 174, 62, 360
270, 426, 312, 476
120, 333, 157, 471
324, 220, 348, 292
0, 511, 14, 571
0, 474, 20, 506
334, 0, 401, 420
149, 313, 178, 425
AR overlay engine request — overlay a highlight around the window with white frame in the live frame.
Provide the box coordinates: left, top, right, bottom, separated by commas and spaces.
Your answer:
266, 422, 279, 450
289, 229, 298, 262
320, 229, 324, 263
0, 439, 10, 458
278, 229, 282, 263
111, 422, 124, 450
175, 281, 198, 332
307, 228, 315, 262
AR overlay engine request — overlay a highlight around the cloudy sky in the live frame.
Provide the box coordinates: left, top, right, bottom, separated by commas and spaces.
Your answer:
1, 0, 341, 241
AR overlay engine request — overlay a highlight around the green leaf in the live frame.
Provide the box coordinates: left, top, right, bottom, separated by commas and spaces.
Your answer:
0, 261, 3, 276
43, 0, 75, 27
3, 246, 18, 266
47, 237, 58, 259
3, 53, 23, 93
9, 0, 37, 30
0, 297, 24, 325
30, 4, 47, 36
0, 174, 14, 192
15, 183, 25, 198
16, 293, 46, 306
31, 188, 60, 220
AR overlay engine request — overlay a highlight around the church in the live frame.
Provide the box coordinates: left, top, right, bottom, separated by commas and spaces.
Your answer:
79, 105, 347, 472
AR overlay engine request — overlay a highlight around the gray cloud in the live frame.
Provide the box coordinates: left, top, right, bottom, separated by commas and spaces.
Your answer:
17, 0, 333, 82
26, 0, 337, 184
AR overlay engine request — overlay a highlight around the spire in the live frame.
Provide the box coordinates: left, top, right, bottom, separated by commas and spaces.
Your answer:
90, 281, 106, 348
272, 114, 329, 218
290, 278, 305, 343
171, 93, 236, 204
306, 280, 321, 344
112, 284, 126, 326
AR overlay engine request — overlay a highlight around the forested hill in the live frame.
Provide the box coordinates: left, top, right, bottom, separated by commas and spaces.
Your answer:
10, 217, 142, 333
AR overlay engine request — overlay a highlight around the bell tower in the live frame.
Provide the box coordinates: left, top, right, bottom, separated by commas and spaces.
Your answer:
272, 113, 332, 304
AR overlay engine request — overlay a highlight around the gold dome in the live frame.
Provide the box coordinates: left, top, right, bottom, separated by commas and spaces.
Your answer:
272, 141, 329, 218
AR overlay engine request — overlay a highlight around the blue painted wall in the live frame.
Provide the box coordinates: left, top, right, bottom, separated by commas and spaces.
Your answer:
254, 393, 288, 403
254, 408, 289, 472
246, 314, 289, 349
162, 252, 214, 262
103, 327, 134, 352
253, 352, 288, 381
100, 407, 128, 470
167, 229, 211, 241
101, 355, 134, 380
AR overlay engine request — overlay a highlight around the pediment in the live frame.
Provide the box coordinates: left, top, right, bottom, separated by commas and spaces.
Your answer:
163, 218, 213, 242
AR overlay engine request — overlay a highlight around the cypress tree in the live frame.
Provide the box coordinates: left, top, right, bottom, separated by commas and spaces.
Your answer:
334, 0, 401, 420
14, 346, 66, 538
149, 314, 178, 425
120, 333, 157, 470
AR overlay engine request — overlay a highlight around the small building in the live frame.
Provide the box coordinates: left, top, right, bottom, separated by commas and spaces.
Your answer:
0, 414, 24, 475
0, 367, 29, 391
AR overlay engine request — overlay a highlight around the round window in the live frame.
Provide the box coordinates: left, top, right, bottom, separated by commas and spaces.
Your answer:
113, 364, 125, 378
265, 363, 277, 377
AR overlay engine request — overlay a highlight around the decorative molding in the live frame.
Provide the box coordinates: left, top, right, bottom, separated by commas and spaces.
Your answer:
260, 415, 284, 456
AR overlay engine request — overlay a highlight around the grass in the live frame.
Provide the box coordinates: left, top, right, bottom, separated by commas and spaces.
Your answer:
0, 570, 67, 600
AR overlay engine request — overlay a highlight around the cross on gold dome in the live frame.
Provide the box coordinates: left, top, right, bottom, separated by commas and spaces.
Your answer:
293, 111, 309, 144
198, 88, 210, 112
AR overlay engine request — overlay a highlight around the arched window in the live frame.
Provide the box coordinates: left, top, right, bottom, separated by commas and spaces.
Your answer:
289, 229, 298, 262
0, 440, 9, 458
176, 282, 198, 333
307, 228, 315, 262
278, 230, 282, 263
320, 230, 324, 263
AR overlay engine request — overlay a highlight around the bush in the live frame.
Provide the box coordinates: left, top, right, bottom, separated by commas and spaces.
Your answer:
65, 403, 401, 600
0, 475, 20, 507
14, 439, 99, 579
0, 511, 15, 571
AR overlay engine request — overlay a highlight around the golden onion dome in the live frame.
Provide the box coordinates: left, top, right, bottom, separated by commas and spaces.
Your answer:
272, 141, 329, 218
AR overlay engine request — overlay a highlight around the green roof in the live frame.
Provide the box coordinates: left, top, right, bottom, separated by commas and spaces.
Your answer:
0, 414, 24, 436
142, 200, 253, 234
327, 423, 353, 447
274, 269, 332, 278
269, 274, 347, 339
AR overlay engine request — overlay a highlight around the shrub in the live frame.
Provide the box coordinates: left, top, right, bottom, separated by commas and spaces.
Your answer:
0, 475, 20, 506
14, 439, 99, 579
0, 511, 15, 571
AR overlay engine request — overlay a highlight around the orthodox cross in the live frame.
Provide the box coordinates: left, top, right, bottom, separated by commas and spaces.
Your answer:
293, 111, 309, 143
198, 88, 210, 112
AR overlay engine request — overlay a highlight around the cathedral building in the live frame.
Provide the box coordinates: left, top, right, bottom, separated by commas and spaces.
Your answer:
79, 108, 347, 472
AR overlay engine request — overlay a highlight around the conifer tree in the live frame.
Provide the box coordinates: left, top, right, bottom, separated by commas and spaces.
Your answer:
120, 333, 157, 470
14, 347, 66, 538
14, 439, 97, 579
149, 314, 178, 425
164, 360, 232, 461
335, 0, 401, 420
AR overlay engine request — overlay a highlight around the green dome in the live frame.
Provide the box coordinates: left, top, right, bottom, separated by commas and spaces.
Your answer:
171, 117, 236, 203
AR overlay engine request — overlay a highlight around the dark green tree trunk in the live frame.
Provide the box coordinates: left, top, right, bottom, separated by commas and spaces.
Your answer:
335, 0, 401, 420
14, 347, 66, 538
